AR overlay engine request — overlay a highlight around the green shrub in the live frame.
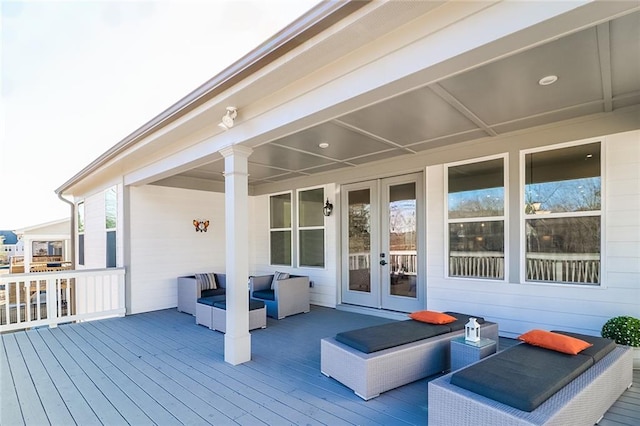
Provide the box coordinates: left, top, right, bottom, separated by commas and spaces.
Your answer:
601, 316, 640, 347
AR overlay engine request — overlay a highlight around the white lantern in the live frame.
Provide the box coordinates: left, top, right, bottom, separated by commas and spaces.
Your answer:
465, 317, 481, 342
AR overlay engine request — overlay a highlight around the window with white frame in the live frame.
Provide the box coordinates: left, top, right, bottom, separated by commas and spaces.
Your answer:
269, 192, 292, 266
298, 187, 325, 267
447, 156, 506, 279
105, 186, 117, 268
77, 201, 85, 265
523, 142, 601, 285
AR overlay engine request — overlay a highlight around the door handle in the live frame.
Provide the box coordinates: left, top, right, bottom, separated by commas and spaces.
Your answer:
380, 260, 387, 266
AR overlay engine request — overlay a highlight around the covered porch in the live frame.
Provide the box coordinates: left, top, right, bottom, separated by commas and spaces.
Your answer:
1, 307, 638, 425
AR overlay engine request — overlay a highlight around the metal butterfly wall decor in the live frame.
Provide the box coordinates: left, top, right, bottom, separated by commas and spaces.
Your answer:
193, 220, 210, 232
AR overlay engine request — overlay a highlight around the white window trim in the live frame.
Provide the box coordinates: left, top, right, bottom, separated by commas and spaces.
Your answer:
519, 137, 605, 286
444, 153, 509, 281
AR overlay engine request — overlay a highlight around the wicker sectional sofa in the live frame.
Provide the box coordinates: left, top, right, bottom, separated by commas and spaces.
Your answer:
177, 273, 226, 316
321, 312, 498, 400
428, 333, 633, 426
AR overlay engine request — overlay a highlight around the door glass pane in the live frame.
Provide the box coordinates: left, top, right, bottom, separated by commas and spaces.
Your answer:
348, 189, 371, 292
389, 183, 417, 297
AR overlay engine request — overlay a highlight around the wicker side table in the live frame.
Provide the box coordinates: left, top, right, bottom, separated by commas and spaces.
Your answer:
450, 336, 497, 371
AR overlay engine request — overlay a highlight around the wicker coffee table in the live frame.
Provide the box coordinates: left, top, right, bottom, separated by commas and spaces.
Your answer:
450, 336, 496, 371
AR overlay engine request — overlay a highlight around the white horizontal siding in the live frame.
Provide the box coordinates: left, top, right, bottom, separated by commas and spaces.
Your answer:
128, 185, 226, 314
81, 192, 106, 269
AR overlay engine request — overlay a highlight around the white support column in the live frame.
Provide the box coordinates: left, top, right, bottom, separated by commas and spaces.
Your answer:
220, 145, 253, 365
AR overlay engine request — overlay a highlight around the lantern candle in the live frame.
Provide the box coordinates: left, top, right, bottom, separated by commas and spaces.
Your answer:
465, 317, 481, 342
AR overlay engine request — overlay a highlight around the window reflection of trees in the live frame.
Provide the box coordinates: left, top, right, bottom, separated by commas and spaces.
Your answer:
525, 177, 600, 214
524, 142, 601, 285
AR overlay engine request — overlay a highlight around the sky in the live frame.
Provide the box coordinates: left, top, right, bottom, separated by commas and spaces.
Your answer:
0, 0, 318, 230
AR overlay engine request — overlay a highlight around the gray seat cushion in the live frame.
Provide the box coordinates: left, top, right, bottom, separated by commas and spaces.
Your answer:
450, 333, 615, 412
202, 288, 226, 298
252, 289, 275, 301
552, 330, 616, 363
336, 320, 451, 353
213, 300, 265, 311
196, 295, 226, 306
442, 312, 486, 331
334, 312, 486, 354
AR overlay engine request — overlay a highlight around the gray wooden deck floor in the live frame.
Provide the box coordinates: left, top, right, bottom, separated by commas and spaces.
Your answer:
1, 306, 638, 425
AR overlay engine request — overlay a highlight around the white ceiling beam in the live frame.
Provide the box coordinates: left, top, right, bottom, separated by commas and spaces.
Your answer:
428, 83, 498, 137
596, 22, 614, 113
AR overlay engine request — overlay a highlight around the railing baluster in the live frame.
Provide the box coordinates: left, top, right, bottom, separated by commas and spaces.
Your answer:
1, 268, 125, 332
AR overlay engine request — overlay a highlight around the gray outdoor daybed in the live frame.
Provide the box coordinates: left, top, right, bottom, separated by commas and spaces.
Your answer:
428, 331, 633, 426
321, 312, 498, 400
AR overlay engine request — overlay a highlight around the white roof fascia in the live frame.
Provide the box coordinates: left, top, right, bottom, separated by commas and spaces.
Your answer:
54, 0, 366, 197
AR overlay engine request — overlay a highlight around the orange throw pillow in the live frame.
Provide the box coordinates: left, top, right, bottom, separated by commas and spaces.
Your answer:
409, 310, 457, 324
518, 329, 593, 355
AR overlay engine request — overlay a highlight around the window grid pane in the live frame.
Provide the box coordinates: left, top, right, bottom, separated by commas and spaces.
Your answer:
299, 188, 324, 227
270, 230, 292, 266
299, 229, 324, 267
77, 202, 85, 233
524, 142, 601, 285
270, 193, 292, 266
448, 221, 504, 279
447, 158, 505, 279
105, 187, 117, 230
298, 188, 325, 267
270, 193, 291, 229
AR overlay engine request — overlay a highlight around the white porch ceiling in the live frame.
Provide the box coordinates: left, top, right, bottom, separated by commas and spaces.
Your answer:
154, 8, 640, 189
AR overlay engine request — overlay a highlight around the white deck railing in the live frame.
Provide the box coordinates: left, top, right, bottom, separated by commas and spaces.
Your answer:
0, 268, 125, 333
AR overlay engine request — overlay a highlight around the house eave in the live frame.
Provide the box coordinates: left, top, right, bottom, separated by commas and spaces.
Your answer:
54, 0, 367, 197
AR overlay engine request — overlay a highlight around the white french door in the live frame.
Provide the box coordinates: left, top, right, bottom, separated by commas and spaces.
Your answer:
341, 173, 424, 312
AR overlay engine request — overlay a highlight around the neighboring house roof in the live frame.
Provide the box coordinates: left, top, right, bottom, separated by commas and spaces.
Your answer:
13, 218, 71, 236
0, 231, 18, 245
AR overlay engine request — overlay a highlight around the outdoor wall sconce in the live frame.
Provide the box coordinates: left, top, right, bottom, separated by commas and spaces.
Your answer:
465, 317, 481, 343
218, 106, 237, 130
323, 199, 333, 217
193, 220, 210, 232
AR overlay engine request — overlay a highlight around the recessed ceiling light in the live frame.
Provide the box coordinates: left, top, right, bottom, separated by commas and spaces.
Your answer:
318, 142, 329, 149
538, 75, 558, 86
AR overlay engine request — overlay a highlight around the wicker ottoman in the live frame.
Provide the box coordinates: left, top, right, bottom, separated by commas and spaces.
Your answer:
212, 299, 267, 332
195, 296, 226, 328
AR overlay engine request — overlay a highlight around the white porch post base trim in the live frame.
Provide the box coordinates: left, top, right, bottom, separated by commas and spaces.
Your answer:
224, 333, 252, 365
221, 145, 253, 365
